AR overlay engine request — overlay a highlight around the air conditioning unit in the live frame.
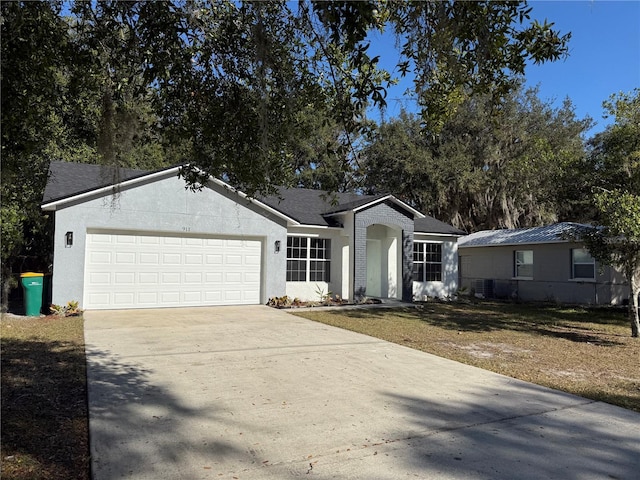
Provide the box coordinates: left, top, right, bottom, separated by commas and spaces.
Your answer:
474, 279, 495, 299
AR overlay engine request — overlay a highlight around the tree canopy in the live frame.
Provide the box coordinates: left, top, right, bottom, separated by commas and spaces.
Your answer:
361, 84, 592, 231
1, 0, 572, 308
569, 90, 640, 337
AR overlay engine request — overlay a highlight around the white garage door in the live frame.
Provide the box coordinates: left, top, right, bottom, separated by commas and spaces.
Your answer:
84, 232, 262, 309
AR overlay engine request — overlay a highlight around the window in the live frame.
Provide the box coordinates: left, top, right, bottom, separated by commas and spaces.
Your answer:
286, 237, 331, 282
286, 237, 307, 282
572, 248, 595, 279
514, 250, 533, 278
412, 242, 442, 282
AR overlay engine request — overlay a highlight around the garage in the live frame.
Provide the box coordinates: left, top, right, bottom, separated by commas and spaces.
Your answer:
84, 231, 262, 309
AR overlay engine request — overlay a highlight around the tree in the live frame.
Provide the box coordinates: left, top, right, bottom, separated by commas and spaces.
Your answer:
1, 0, 571, 309
571, 90, 640, 337
1, 1, 71, 309
63, 0, 571, 196
361, 84, 591, 231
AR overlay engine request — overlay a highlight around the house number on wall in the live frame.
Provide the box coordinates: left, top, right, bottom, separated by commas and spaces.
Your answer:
182, 226, 191, 232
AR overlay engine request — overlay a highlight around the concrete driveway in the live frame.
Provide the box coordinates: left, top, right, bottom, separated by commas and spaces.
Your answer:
84, 306, 640, 480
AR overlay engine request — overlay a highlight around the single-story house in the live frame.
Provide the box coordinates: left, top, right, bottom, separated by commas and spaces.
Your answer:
458, 223, 629, 305
41, 161, 465, 310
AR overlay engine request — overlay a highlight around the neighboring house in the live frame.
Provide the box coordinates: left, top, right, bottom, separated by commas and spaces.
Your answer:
41, 162, 464, 310
458, 223, 629, 305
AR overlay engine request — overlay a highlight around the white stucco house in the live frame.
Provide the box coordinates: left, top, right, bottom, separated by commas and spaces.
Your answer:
458, 223, 629, 305
41, 161, 465, 310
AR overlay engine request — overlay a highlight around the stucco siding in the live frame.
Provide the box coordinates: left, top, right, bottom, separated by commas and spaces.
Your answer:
285, 226, 346, 302
412, 235, 459, 299
51, 174, 287, 307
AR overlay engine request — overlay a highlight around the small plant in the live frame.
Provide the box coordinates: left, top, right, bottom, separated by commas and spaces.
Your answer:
315, 284, 332, 304
267, 296, 292, 308
49, 300, 83, 317
49, 304, 66, 316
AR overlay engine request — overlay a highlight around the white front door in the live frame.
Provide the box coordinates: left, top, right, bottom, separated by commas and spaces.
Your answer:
366, 239, 382, 297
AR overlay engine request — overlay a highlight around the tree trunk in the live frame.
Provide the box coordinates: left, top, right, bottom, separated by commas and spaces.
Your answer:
1, 267, 13, 313
630, 266, 640, 338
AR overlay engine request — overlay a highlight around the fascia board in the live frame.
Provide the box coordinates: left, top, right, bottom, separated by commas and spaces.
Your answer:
414, 232, 465, 238
458, 239, 570, 248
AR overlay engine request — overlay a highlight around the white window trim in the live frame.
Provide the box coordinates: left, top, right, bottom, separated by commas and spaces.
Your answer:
413, 241, 443, 283
571, 248, 596, 281
286, 236, 331, 282
513, 250, 534, 280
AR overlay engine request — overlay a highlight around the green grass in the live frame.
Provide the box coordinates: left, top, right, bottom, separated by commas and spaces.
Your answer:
293, 301, 640, 412
1, 314, 90, 480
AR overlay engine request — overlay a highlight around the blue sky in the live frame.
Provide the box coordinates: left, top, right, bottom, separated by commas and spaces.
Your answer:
370, 0, 640, 137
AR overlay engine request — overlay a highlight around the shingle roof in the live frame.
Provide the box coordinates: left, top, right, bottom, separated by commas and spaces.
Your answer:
42, 161, 463, 235
414, 216, 466, 236
458, 223, 587, 247
42, 161, 149, 204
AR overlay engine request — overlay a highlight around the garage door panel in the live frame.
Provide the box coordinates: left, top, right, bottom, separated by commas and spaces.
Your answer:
185, 254, 203, 265
139, 272, 159, 284
225, 272, 242, 283
84, 233, 262, 309
115, 272, 135, 284
183, 291, 202, 302
90, 251, 112, 264
140, 253, 160, 264
138, 292, 158, 304
184, 272, 202, 283
162, 272, 181, 284
162, 253, 181, 264
89, 272, 111, 285
205, 272, 223, 283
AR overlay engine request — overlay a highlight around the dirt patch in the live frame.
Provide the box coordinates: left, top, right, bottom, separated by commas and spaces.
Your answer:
441, 341, 532, 359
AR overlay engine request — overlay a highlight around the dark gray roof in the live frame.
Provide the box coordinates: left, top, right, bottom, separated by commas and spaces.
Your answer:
42, 161, 463, 235
458, 222, 588, 247
414, 216, 466, 236
259, 188, 377, 226
42, 161, 149, 204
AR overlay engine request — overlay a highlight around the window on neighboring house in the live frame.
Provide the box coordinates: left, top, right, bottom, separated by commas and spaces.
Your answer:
286, 237, 331, 282
412, 242, 442, 282
572, 248, 595, 279
514, 250, 534, 278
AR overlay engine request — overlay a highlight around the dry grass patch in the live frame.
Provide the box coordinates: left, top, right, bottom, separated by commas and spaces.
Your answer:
1, 314, 90, 480
293, 301, 640, 412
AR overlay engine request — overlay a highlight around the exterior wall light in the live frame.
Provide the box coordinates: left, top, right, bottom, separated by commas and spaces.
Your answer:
65, 231, 73, 247
275, 240, 281, 253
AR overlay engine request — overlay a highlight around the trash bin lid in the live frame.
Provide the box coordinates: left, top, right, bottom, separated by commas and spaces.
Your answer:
20, 272, 44, 278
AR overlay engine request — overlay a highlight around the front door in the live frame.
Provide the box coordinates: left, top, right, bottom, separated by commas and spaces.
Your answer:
366, 239, 382, 297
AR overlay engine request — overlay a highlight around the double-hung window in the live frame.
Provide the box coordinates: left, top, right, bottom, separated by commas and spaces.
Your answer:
412, 242, 442, 282
572, 248, 595, 280
286, 237, 331, 282
514, 250, 534, 278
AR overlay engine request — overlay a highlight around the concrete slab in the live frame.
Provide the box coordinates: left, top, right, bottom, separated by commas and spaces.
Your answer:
84, 306, 640, 480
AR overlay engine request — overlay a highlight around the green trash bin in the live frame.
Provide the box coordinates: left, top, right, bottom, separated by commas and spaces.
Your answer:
21, 272, 44, 316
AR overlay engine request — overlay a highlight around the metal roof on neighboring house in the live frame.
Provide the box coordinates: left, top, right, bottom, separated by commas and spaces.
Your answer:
458, 222, 590, 248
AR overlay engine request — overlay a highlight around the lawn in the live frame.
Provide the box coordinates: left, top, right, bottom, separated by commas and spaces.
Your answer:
1, 314, 90, 480
293, 301, 640, 412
